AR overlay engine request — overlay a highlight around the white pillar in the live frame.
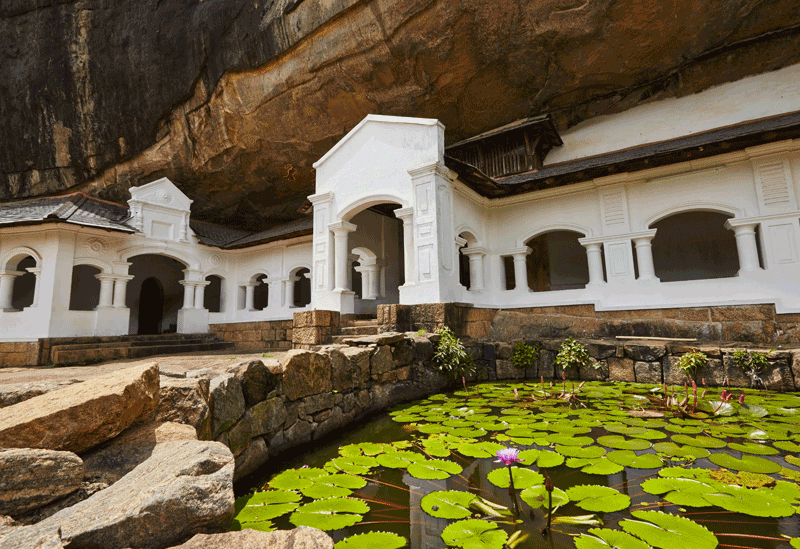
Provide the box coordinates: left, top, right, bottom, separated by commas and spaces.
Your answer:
330, 221, 357, 292
194, 282, 209, 309
0, 271, 21, 311
395, 207, 415, 285
462, 248, 487, 291
285, 278, 296, 307
510, 247, 530, 292
632, 232, 659, 281
112, 276, 132, 308
27, 267, 42, 307
245, 283, 256, 311
367, 265, 380, 299
583, 242, 605, 286
96, 274, 115, 308
181, 281, 195, 309
347, 253, 358, 291
726, 221, 761, 273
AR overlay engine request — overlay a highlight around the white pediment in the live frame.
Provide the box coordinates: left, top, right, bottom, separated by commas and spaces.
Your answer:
128, 177, 193, 213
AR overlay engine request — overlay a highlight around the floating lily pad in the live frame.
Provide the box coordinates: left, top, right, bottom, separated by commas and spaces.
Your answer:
566, 485, 631, 513
520, 485, 569, 511
651, 442, 709, 460
620, 511, 718, 549
726, 441, 780, 455
598, 436, 652, 451
773, 440, 800, 452
486, 467, 543, 489
546, 433, 593, 446
376, 450, 424, 468
269, 468, 328, 490
707, 453, 781, 474
607, 450, 663, 469
421, 490, 478, 519
407, 459, 463, 480
575, 528, 652, 549
568, 457, 625, 475
300, 473, 368, 499
670, 434, 727, 449
231, 490, 301, 530
556, 444, 607, 459
335, 532, 407, 549
327, 456, 380, 475
456, 441, 505, 458
440, 519, 508, 549
289, 498, 369, 531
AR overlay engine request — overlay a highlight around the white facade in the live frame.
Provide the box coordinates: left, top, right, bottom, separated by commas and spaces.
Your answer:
2, 65, 800, 342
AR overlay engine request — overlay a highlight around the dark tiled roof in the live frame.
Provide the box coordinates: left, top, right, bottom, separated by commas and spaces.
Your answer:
190, 220, 253, 247
224, 217, 314, 249
0, 194, 135, 232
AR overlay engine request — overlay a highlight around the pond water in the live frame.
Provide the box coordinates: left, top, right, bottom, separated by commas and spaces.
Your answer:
235, 381, 800, 549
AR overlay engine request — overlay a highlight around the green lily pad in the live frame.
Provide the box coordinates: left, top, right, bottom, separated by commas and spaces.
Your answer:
670, 434, 727, 449
327, 456, 380, 475
486, 467, 544, 489
520, 485, 569, 511
726, 442, 780, 455
289, 497, 370, 531
546, 433, 593, 446
300, 473, 368, 499
556, 444, 607, 458
418, 423, 449, 434
707, 453, 781, 474
568, 457, 626, 475
566, 485, 631, 513
607, 450, 664, 469
455, 441, 505, 458
376, 450, 425, 468
620, 511, 718, 549
598, 436, 652, 451
703, 485, 796, 517
335, 532, 407, 549
773, 440, 800, 452
651, 442, 709, 460
536, 449, 566, 468
407, 459, 463, 480
440, 518, 508, 549
269, 468, 328, 490
575, 528, 652, 549
232, 490, 300, 529
421, 490, 477, 519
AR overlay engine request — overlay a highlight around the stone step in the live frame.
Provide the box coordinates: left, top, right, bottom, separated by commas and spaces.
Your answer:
51, 337, 212, 352
45, 333, 214, 346
50, 341, 235, 366
338, 325, 379, 336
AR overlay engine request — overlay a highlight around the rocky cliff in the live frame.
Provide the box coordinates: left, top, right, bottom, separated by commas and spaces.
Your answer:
2, 0, 800, 229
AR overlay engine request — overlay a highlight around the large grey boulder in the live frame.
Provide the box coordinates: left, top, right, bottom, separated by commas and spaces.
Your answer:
82, 421, 198, 484
226, 360, 278, 406
209, 374, 246, 439
281, 350, 331, 400
0, 526, 63, 549
153, 376, 212, 439
0, 363, 160, 453
0, 379, 83, 409
0, 441, 234, 549
167, 526, 333, 548
0, 449, 83, 516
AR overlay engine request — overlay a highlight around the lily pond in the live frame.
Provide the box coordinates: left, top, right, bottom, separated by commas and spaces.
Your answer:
233, 381, 800, 549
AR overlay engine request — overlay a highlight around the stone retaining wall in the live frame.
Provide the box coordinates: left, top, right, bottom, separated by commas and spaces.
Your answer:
378, 303, 800, 344
209, 320, 294, 352
0, 341, 41, 367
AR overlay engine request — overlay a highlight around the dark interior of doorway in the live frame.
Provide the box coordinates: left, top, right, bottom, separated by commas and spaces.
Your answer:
138, 278, 164, 335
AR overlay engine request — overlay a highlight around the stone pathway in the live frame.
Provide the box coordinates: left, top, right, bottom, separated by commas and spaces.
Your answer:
0, 350, 289, 385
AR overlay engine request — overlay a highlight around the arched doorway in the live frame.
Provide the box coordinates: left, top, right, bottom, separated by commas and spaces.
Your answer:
525, 230, 592, 291
138, 278, 164, 335
127, 254, 186, 334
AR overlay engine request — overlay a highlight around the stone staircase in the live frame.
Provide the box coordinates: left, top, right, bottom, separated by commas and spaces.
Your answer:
43, 333, 235, 366
330, 315, 379, 344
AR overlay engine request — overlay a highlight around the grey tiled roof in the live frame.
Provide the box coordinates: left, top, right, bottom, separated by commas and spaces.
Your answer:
224, 217, 314, 248
190, 220, 253, 247
0, 194, 135, 232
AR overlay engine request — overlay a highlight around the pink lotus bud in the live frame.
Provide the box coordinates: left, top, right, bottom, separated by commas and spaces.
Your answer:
701, 378, 706, 387
720, 389, 728, 401
513, 388, 519, 399
545, 475, 553, 492
738, 393, 745, 405
701, 389, 707, 398
561, 372, 566, 381
578, 381, 585, 389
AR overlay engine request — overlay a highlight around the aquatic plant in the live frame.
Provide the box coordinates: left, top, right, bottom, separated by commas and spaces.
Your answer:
555, 337, 592, 371
677, 350, 707, 378
432, 327, 475, 380
511, 342, 539, 370
733, 348, 771, 388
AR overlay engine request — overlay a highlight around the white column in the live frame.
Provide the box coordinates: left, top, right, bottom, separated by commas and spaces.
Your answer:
583, 242, 605, 286
462, 248, 487, 291
194, 281, 209, 309
27, 267, 42, 307
347, 253, 358, 291
245, 283, 256, 311
330, 221, 357, 292
96, 274, 115, 308
112, 276, 133, 308
394, 207, 415, 285
285, 277, 296, 307
181, 281, 195, 308
367, 265, 380, 299
632, 232, 659, 281
726, 221, 761, 273
0, 271, 21, 311
510, 247, 530, 292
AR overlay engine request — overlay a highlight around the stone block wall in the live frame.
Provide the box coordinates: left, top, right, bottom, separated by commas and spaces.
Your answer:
465, 338, 800, 391
379, 303, 800, 345
209, 320, 293, 352
291, 310, 340, 348
0, 341, 41, 367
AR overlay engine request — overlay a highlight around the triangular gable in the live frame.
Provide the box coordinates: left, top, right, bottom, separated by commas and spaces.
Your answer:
128, 177, 193, 213
127, 177, 193, 242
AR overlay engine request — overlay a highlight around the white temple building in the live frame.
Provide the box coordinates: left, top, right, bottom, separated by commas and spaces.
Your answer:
1, 62, 800, 346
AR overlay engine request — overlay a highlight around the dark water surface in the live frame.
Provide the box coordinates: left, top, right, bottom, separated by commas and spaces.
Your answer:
239, 381, 800, 548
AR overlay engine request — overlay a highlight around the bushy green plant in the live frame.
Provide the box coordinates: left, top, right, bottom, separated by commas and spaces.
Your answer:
677, 350, 707, 377
555, 337, 591, 370
733, 349, 770, 372
432, 327, 475, 380
511, 342, 540, 369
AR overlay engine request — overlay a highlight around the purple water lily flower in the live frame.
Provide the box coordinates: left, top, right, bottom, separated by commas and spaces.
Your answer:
495, 448, 523, 466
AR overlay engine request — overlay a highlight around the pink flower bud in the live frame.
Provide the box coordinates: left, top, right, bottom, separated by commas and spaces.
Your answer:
720, 389, 728, 401
739, 393, 745, 405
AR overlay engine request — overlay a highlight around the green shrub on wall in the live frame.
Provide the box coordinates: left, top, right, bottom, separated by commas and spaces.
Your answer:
511, 342, 540, 370
555, 337, 591, 371
432, 327, 475, 380
677, 350, 707, 378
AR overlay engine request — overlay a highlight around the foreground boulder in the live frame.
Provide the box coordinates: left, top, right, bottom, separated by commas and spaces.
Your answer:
168, 526, 334, 549
0, 441, 234, 549
0, 449, 83, 516
0, 363, 160, 453
82, 421, 198, 484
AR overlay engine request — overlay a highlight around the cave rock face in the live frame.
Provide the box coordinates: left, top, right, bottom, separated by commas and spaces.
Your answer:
2, 0, 800, 228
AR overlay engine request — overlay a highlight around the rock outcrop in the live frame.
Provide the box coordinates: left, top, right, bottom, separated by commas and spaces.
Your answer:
2, 0, 800, 228
0, 363, 160, 453
0, 449, 83, 516
0, 440, 235, 549
167, 527, 334, 549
